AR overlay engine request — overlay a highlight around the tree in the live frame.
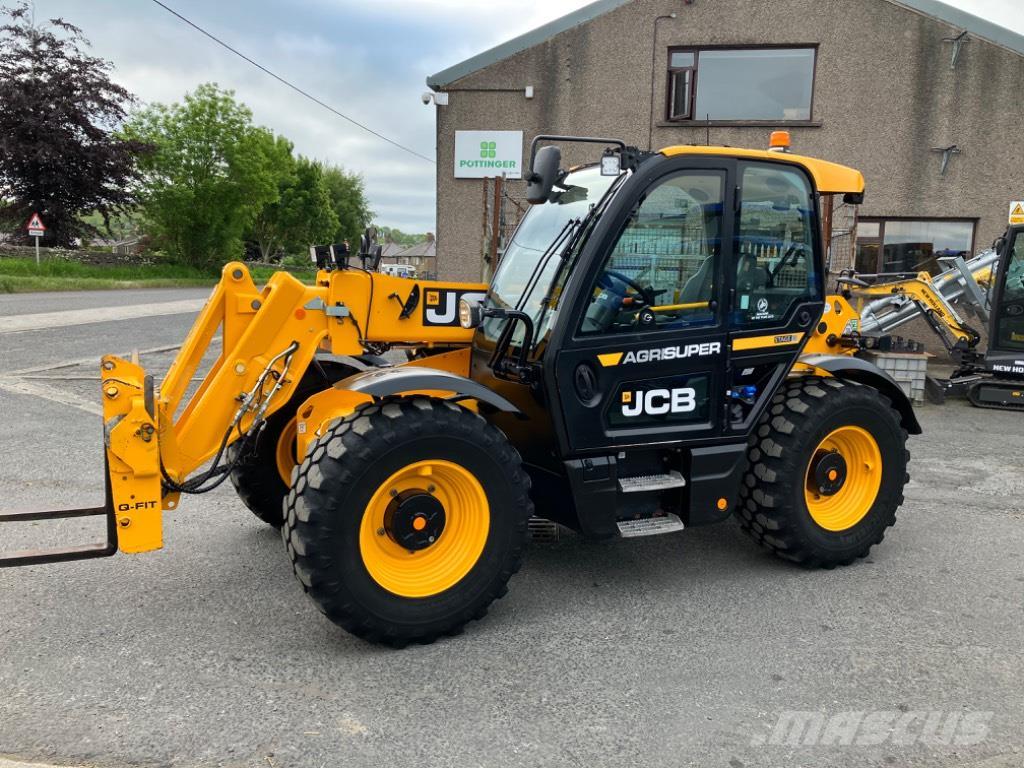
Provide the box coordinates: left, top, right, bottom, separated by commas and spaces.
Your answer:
0, 3, 147, 246
124, 84, 289, 269
376, 226, 427, 248
322, 165, 372, 246
249, 154, 338, 261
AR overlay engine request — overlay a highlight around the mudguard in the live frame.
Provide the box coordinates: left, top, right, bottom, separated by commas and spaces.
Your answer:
335, 366, 523, 414
800, 354, 923, 434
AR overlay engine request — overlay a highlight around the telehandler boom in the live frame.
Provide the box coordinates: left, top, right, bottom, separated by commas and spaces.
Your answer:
2, 135, 921, 646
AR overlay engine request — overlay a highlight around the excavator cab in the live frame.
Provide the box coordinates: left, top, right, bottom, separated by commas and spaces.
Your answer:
990, 225, 1024, 359
968, 224, 1024, 407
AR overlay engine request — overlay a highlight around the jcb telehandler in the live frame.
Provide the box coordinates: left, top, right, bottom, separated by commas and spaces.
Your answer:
1, 134, 920, 646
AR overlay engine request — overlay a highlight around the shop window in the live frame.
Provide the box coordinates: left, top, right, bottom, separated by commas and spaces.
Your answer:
668, 47, 816, 123
855, 219, 976, 275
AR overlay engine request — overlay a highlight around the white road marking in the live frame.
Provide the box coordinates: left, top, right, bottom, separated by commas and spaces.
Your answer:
0, 299, 206, 335
0, 377, 103, 416
9, 342, 214, 377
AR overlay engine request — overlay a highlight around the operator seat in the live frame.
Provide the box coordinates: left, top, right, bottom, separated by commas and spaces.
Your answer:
678, 255, 715, 304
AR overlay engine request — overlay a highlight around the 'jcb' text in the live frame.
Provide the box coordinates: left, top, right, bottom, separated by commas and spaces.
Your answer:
622, 388, 697, 417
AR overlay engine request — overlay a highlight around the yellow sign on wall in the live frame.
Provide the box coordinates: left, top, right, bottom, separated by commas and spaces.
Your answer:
1010, 201, 1024, 225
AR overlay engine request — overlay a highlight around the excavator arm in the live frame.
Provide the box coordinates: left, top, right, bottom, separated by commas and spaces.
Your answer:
1, 262, 488, 567
840, 270, 982, 353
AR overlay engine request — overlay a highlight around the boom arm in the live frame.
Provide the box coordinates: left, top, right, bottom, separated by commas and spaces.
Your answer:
842, 270, 982, 353
1, 262, 486, 566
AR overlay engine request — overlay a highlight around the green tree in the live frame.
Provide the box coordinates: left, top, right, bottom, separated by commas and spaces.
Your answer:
322, 165, 372, 246
0, 3, 147, 246
376, 226, 427, 247
250, 154, 338, 261
124, 84, 289, 268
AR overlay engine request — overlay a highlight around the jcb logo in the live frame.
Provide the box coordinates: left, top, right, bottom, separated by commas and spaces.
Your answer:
423, 290, 486, 326
621, 387, 697, 417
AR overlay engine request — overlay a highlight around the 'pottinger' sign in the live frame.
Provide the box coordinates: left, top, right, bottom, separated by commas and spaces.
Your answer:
454, 131, 523, 179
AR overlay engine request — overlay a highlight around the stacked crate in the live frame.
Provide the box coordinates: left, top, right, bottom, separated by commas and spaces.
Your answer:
857, 349, 930, 404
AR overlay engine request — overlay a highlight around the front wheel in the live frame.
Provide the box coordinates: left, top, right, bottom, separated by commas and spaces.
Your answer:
282, 397, 533, 646
737, 377, 909, 568
228, 362, 356, 528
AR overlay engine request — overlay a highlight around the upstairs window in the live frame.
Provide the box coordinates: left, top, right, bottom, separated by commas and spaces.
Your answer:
668, 46, 817, 123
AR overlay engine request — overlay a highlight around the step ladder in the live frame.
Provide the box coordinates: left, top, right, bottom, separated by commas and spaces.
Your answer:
617, 470, 686, 494
616, 513, 685, 538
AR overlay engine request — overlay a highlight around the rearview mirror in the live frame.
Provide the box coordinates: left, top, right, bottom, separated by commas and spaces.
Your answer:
526, 146, 562, 205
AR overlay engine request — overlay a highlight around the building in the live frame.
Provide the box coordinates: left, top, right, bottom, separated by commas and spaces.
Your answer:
378, 234, 439, 279
427, 0, 1024, 283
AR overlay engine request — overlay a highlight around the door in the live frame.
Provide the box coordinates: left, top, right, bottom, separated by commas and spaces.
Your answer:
990, 225, 1024, 357
725, 160, 826, 433
551, 163, 732, 454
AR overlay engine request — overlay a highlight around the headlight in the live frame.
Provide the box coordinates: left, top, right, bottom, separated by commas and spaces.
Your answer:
460, 299, 483, 329
458, 298, 474, 329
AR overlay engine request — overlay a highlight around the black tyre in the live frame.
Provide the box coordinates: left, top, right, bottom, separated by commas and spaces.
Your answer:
228, 362, 355, 527
282, 396, 533, 646
737, 377, 909, 568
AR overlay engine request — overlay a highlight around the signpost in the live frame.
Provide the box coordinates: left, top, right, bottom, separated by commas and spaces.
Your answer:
26, 212, 45, 265
1010, 201, 1024, 226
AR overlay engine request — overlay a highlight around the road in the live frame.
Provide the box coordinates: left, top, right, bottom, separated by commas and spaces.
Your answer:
0, 287, 1022, 768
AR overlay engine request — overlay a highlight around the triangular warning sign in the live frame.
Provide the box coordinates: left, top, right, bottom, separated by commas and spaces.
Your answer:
1013, 203, 1024, 217
27, 212, 44, 230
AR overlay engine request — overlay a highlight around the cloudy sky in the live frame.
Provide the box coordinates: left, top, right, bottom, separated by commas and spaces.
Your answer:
30, 0, 1024, 233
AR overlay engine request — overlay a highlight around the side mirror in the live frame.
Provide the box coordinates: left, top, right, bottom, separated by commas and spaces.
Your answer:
526, 145, 562, 205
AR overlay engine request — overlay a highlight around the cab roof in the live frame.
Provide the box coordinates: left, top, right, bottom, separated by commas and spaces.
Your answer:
659, 145, 865, 196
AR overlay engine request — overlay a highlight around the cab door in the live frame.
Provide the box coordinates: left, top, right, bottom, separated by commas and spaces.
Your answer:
723, 160, 827, 435
548, 159, 733, 455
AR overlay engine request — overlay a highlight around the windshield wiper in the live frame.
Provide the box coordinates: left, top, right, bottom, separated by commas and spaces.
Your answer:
533, 172, 629, 333
514, 217, 581, 313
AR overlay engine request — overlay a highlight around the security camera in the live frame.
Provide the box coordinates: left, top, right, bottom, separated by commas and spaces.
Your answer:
421, 92, 433, 105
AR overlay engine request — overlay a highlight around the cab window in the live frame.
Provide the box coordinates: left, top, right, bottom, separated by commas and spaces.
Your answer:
580, 171, 724, 335
996, 234, 1024, 351
733, 164, 821, 326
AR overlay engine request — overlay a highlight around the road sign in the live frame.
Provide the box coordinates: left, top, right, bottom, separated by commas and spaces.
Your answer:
1010, 201, 1024, 226
27, 212, 45, 237
26, 212, 45, 265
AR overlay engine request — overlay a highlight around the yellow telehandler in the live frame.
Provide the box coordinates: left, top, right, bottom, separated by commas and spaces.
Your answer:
1, 134, 920, 646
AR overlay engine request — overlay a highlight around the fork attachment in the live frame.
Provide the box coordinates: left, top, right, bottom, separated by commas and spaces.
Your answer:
0, 473, 118, 567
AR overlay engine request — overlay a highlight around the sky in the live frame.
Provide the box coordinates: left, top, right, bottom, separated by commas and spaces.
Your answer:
30, 0, 1024, 233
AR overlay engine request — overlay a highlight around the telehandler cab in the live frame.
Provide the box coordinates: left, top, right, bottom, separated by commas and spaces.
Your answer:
1, 134, 920, 646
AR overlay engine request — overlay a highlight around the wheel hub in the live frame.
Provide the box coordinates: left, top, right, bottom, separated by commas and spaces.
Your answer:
810, 450, 847, 496
384, 491, 446, 551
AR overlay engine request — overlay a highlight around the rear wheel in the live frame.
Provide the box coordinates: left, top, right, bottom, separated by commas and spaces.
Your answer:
282, 397, 533, 646
737, 377, 909, 567
228, 362, 356, 527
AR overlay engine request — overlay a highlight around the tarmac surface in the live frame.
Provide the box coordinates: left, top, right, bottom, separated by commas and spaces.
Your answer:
0, 287, 1022, 768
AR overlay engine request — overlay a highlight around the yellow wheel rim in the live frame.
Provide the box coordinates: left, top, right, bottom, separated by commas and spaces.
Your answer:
276, 417, 299, 485
359, 460, 489, 598
804, 426, 882, 532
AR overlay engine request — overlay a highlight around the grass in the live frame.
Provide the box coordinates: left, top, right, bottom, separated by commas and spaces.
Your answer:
0, 258, 316, 293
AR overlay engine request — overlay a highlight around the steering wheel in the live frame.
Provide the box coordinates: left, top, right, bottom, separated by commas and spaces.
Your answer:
603, 270, 658, 308
768, 243, 809, 287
